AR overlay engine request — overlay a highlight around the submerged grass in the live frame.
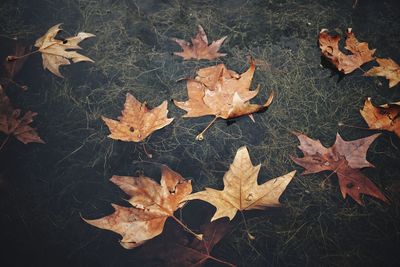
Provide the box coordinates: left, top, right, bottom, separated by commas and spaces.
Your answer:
0, 0, 399, 266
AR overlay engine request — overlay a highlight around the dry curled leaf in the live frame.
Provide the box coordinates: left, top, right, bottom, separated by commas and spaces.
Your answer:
102, 93, 173, 142
174, 61, 274, 140
34, 23, 95, 77
364, 58, 400, 88
83, 165, 192, 249
184, 146, 296, 221
0, 86, 44, 144
291, 132, 388, 205
360, 97, 400, 138
319, 28, 375, 74
172, 25, 227, 60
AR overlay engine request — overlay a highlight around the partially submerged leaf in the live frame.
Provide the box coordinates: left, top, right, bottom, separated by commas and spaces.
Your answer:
83, 165, 192, 249
34, 23, 95, 77
364, 58, 400, 88
319, 28, 375, 74
0, 86, 44, 144
172, 25, 227, 60
360, 97, 400, 137
141, 220, 234, 267
291, 132, 388, 205
184, 146, 296, 221
0, 37, 30, 89
102, 93, 174, 142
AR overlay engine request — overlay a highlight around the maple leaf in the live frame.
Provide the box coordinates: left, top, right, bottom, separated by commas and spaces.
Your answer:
172, 25, 227, 60
83, 165, 193, 249
290, 132, 388, 205
34, 23, 95, 77
364, 58, 400, 88
360, 97, 400, 137
0, 37, 30, 90
141, 220, 235, 267
102, 93, 174, 142
0, 86, 44, 145
174, 61, 274, 140
319, 28, 375, 74
184, 146, 296, 221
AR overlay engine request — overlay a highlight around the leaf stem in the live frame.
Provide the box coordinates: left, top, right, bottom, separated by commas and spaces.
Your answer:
239, 210, 255, 240
207, 254, 237, 267
170, 214, 203, 240
196, 116, 218, 141
0, 135, 10, 153
7, 49, 40, 61
142, 143, 152, 158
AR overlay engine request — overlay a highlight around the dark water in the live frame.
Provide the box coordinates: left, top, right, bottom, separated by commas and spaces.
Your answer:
1, 0, 400, 266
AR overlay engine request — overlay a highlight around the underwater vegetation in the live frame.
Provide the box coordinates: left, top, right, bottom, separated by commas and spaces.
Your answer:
0, 0, 400, 266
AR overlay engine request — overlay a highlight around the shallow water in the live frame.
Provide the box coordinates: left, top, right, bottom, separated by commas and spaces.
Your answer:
1, 0, 400, 266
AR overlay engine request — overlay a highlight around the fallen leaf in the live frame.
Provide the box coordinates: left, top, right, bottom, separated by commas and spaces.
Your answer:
291, 132, 388, 205
172, 25, 227, 60
102, 93, 174, 142
364, 58, 400, 88
360, 97, 400, 137
174, 61, 274, 140
141, 219, 235, 267
319, 28, 375, 74
34, 23, 95, 77
184, 146, 296, 221
0, 36, 30, 89
83, 165, 193, 249
0, 85, 44, 144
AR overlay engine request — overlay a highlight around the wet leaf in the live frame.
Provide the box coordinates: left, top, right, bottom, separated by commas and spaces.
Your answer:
102, 93, 174, 142
319, 28, 375, 74
174, 61, 274, 140
291, 132, 388, 205
83, 165, 192, 249
141, 219, 235, 267
365, 58, 400, 88
0, 37, 30, 89
184, 146, 296, 221
34, 23, 95, 77
360, 97, 400, 138
0, 85, 44, 144
172, 25, 227, 60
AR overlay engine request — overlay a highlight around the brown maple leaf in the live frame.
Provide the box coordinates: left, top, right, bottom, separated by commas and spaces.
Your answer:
33, 23, 95, 77
102, 93, 174, 142
0, 86, 44, 146
291, 132, 388, 205
0, 37, 30, 90
364, 58, 400, 88
319, 28, 375, 74
360, 97, 400, 137
184, 146, 296, 221
141, 219, 235, 267
172, 25, 227, 60
83, 165, 194, 249
174, 61, 274, 140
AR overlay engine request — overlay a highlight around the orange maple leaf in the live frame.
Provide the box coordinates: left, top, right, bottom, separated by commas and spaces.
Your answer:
174, 61, 273, 140
0, 86, 44, 146
102, 93, 174, 142
319, 28, 375, 74
172, 25, 227, 60
364, 58, 400, 88
360, 97, 400, 137
83, 165, 194, 249
291, 132, 388, 205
